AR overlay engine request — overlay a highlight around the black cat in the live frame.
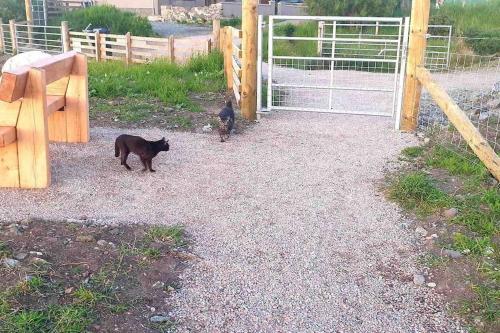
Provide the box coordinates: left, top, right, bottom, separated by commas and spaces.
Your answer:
115, 135, 169, 172
218, 100, 235, 142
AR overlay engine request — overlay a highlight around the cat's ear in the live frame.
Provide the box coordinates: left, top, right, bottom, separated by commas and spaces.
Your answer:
161, 137, 165, 142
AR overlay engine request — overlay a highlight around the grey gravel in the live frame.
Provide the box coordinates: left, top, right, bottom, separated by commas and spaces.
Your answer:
415, 227, 428, 237
14, 252, 28, 260
97, 240, 108, 247
0, 113, 464, 332
149, 315, 171, 323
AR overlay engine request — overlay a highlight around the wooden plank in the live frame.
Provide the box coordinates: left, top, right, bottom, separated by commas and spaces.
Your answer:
131, 35, 170, 43
232, 56, 242, 78
416, 67, 500, 180
0, 141, 20, 187
31, 51, 76, 85
95, 31, 101, 61
241, 0, 258, 120
233, 80, 241, 103
400, 0, 430, 131
47, 108, 67, 142
169, 35, 175, 63
232, 70, 241, 90
16, 68, 50, 188
213, 19, 220, 50
233, 45, 243, 59
0, 101, 22, 127
0, 67, 30, 102
61, 21, 70, 52
64, 53, 89, 143
0, 126, 16, 147
46, 95, 66, 114
125, 32, 131, 65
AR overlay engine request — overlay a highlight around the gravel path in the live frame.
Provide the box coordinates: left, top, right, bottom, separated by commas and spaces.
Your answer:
0, 112, 464, 332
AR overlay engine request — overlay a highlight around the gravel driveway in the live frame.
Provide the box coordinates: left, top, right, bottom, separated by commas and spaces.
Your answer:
0, 112, 464, 332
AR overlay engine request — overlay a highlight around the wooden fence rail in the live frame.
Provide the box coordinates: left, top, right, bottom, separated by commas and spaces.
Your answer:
401, 0, 499, 181
221, 26, 243, 105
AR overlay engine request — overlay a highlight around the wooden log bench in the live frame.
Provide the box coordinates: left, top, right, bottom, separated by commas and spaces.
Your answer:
0, 51, 89, 188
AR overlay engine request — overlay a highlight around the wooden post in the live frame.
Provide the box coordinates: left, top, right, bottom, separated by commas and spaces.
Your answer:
213, 19, 220, 50
125, 32, 132, 65
400, 0, 430, 131
61, 21, 70, 52
16, 68, 51, 188
169, 35, 175, 63
375, 21, 380, 35
241, 0, 258, 120
65, 53, 90, 143
207, 38, 212, 53
94, 31, 101, 61
223, 27, 233, 90
0, 18, 5, 54
24, 0, 33, 45
317, 21, 324, 55
9, 19, 18, 55
416, 67, 500, 180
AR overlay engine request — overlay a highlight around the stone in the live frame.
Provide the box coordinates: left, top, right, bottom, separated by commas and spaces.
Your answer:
2, 258, 21, 268
152, 281, 165, 289
443, 208, 458, 219
76, 235, 95, 243
65, 287, 74, 294
423, 137, 430, 144
14, 252, 28, 260
8, 224, 22, 235
413, 274, 425, 286
149, 315, 171, 323
427, 282, 437, 288
443, 249, 462, 259
31, 257, 49, 265
202, 124, 212, 133
97, 240, 108, 247
29, 251, 43, 256
415, 227, 428, 237
109, 228, 121, 235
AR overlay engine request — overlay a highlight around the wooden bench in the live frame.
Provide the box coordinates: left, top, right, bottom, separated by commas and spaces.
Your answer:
0, 51, 89, 188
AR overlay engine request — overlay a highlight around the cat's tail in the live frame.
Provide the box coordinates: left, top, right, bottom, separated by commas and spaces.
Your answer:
114, 140, 120, 158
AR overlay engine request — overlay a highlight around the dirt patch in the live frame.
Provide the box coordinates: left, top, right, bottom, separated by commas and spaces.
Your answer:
0, 219, 193, 332
90, 92, 254, 135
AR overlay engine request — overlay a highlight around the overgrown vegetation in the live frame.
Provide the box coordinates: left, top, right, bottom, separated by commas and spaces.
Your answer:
89, 51, 225, 116
305, 0, 399, 17
55, 5, 155, 36
0, 0, 25, 21
388, 143, 499, 332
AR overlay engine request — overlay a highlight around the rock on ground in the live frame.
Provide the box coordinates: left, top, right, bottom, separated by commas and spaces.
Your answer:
0, 113, 464, 332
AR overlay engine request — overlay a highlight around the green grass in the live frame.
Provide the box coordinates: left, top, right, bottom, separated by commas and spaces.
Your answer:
418, 253, 449, 268
401, 146, 426, 159
389, 171, 453, 216
426, 146, 489, 178
0, 241, 11, 259
221, 17, 242, 28
89, 51, 225, 114
73, 286, 105, 306
146, 225, 185, 247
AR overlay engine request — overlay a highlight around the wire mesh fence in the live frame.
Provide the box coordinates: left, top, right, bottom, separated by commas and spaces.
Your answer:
15, 24, 63, 54
418, 53, 500, 163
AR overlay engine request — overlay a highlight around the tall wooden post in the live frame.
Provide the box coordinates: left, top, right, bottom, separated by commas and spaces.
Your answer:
24, 0, 33, 45
94, 31, 101, 61
213, 19, 220, 50
0, 18, 5, 54
241, 0, 258, 120
400, 0, 430, 131
61, 21, 70, 52
125, 32, 132, 65
223, 27, 233, 90
9, 20, 17, 55
169, 35, 175, 63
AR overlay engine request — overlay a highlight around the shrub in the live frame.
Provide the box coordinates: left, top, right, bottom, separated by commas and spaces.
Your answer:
56, 5, 155, 36
0, 0, 25, 21
305, 0, 399, 17
463, 28, 500, 55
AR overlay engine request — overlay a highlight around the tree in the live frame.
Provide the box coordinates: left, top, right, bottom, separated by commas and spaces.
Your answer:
305, 0, 400, 17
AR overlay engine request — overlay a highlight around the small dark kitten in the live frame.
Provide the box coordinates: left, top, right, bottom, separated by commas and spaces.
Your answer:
115, 135, 169, 172
218, 100, 235, 142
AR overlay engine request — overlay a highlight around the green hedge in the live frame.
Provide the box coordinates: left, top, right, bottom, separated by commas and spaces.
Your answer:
56, 5, 155, 37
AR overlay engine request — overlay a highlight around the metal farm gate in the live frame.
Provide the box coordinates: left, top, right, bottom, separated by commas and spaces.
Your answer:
260, 15, 410, 124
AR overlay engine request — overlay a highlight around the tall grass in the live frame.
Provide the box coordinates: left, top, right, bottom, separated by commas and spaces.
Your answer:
54, 5, 155, 36
88, 52, 225, 112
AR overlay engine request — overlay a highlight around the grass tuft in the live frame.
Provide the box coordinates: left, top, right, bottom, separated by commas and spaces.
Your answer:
389, 171, 452, 216
401, 146, 425, 159
146, 225, 185, 246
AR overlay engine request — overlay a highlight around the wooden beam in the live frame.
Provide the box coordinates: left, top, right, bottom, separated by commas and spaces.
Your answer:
169, 35, 175, 63
125, 32, 132, 65
64, 53, 89, 143
213, 19, 220, 50
400, 0, 430, 131
61, 21, 71, 52
416, 67, 500, 181
16, 68, 51, 188
0, 126, 16, 147
241, 0, 258, 120
9, 20, 18, 54
0, 67, 30, 103
31, 51, 76, 85
46, 95, 66, 114
25, 0, 33, 45
0, 141, 20, 188
223, 27, 233, 90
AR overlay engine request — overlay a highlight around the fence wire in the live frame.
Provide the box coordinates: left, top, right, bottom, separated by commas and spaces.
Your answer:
418, 53, 500, 163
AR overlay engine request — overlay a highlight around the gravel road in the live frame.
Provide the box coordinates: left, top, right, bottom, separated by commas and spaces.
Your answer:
0, 112, 464, 332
